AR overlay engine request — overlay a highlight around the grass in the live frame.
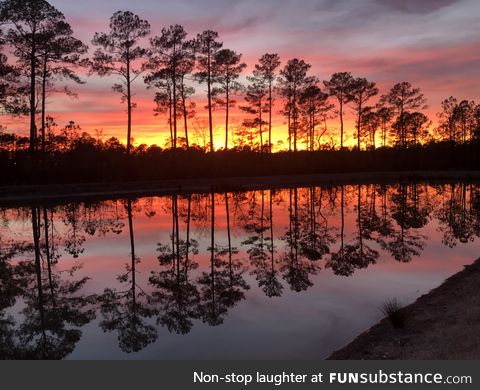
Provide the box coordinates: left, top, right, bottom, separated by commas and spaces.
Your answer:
381, 299, 406, 329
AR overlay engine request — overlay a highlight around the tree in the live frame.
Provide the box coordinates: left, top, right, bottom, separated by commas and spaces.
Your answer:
195, 30, 223, 152
145, 68, 175, 147
38, 19, 87, 155
0, 0, 64, 153
323, 72, 355, 149
435, 98, 477, 144
240, 75, 268, 151
402, 112, 430, 146
376, 104, 394, 148
436, 96, 460, 143
361, 107, 380, 149
0, 35, 27, 116
254, 53, 280, 152
349, 77, 378, 150
0, 55, 26, 117
148, 25, 195, 149
212, 49, 246, 150
299, 85, 331, 151
90, 11, 150, 154
382, 82, 427, 147
455, 100, 475, 143
278, 59, 313, 152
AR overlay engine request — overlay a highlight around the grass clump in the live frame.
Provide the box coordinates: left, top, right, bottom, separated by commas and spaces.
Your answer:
381, 299, 406, 329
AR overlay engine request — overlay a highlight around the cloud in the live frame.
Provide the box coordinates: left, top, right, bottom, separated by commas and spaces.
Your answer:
373, 0, 461, 14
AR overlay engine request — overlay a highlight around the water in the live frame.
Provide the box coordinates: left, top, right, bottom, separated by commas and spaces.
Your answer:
0, 182, 479, 360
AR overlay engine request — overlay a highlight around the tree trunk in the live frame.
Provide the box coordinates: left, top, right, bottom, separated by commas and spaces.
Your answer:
29, 40, 37, 154
259, 96, 263, 151
168, 86, 173, 148
357, 99, 362, 150
41, 53, 48, 157
268, 81, 273, 153
126, 59, 132, 155
172, 48, 178, 149
339, 97, 344, 150
181, 78, 189, 148
207, 48, 214, 153
225, 82, 229, 150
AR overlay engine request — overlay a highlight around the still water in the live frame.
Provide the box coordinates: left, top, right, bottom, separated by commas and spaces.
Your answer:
0, 182, 479, 359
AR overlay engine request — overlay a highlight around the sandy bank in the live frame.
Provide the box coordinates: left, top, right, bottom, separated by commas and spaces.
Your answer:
328, 258, 480, 360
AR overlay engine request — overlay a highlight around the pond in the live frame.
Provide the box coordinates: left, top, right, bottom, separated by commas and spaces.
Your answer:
0, 182, 479, 359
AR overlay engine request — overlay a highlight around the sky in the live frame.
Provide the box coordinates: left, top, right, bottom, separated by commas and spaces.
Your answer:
3, 0, 480, 148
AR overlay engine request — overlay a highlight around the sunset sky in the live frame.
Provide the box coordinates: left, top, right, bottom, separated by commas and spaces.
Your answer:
3, 0, 480, 148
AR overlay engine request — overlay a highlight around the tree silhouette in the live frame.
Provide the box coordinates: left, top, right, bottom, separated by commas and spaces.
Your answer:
194, 30, 222, 152
323, 72, 355, 150
90, 11, 151, 154
0, 47, 26, 116
361, 107, 380, 149
38, 18, 87, 155
253, 53, 281, 152
381, 82, 427, 148
376, 104, 394, 148
278, 59, 314, 152
240, 72, 268, 151
435, 97, 476, 144
145, 68, 176, 147
394, 111, 430, 146
0, 0, 64, 153
212, 49, 246, 150
299, 85, 331, 151
147, 25, 195, 149
349, 78, 378, 150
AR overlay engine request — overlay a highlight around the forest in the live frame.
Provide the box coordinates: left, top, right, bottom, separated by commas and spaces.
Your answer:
1, 0, 480, 186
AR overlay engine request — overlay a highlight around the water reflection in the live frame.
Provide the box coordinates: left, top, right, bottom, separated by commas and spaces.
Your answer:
1, 182, 479, 359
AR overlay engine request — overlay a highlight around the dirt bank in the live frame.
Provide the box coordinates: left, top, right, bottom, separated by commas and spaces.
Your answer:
328, 259, 480, 360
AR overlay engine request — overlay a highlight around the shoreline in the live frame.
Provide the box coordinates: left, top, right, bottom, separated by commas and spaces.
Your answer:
1, 170, 480, 206
328, 258, 480, 360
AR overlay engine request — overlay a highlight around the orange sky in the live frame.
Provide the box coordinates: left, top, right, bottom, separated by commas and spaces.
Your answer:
2, 0, 480, 149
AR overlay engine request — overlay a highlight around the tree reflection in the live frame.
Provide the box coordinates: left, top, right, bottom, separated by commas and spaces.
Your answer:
149, 195, 200, 335
327, 185, 379, 276
99, 200, 157, 353
198, 192, 249, 326
436, 183, 480, 247
8, 207, 96, 359
280, 188, 319, 291
0, 182, 480, 358
382, 184, 427, 262
244, 190, 283, 297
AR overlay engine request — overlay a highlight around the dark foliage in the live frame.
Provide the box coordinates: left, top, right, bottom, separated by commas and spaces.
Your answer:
1, 140, 480, 185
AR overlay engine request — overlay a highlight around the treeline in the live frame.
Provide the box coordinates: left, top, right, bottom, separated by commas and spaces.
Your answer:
2, 142, 480, 185
1, 0, 480, 160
